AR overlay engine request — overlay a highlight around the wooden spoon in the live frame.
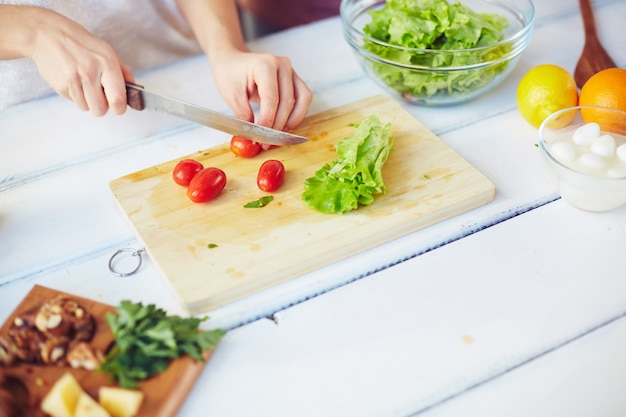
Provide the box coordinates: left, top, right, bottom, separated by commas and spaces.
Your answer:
574, 0, 616, 88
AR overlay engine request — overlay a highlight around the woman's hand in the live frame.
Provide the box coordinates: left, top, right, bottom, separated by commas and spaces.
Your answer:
175, 0, 313, 132
211, 49, 312, 131
1, 6, 133, 116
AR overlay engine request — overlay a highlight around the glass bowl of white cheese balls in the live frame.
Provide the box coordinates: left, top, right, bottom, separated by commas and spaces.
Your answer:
538, 106, 626, 212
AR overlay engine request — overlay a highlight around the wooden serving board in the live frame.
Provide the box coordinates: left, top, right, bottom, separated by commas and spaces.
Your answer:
110, 95, 495, 315
0, 285, 211, 417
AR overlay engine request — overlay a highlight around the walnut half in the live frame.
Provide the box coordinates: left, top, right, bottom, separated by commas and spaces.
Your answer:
40, 337, 68, 365
3, 295, 97, 367
0, 336, 17, 366
66, 342, 104, 371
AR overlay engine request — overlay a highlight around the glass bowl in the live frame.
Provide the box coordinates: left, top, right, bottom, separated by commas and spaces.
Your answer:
538, 106, 626, 212
340, 0, 535, 106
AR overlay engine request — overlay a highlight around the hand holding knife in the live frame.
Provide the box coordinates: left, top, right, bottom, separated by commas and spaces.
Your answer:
125, 82, 309, 147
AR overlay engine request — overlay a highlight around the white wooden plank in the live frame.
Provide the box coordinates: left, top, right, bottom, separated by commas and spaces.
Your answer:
419, 315, 626, 417
176, 200, 626, 417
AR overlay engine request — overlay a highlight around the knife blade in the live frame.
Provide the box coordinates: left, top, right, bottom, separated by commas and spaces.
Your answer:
125, 82, 309, 146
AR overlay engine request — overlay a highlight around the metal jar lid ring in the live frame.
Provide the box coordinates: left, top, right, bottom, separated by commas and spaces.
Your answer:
108, 248, 146, 277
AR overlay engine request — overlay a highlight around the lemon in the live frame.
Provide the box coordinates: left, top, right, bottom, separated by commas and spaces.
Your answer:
516, 64, 579, 128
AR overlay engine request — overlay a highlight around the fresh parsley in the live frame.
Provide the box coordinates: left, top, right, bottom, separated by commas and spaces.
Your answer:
244, 195, 274, 208
99, 300, 225, 388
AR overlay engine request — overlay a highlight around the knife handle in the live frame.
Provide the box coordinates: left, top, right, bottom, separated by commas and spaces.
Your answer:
126, 82, 146, 111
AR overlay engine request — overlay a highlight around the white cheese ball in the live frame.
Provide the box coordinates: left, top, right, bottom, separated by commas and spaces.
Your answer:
572, 122, 600, 145
549, 141, 576, 163
578, 153, 606, 172
617, 144, 626, 163
591, 134, 616, 157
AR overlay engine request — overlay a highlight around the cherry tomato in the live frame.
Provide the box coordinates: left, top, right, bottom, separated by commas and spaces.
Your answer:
230, 136, 262, 158
187, 167, 227, 203
172, 159, 204, 186
257, 160, 285, 192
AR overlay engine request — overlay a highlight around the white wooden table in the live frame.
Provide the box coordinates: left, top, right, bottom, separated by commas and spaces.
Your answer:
2, 0, 626, 415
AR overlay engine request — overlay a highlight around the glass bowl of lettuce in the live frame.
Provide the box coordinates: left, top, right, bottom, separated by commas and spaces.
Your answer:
340, 0, 535, 106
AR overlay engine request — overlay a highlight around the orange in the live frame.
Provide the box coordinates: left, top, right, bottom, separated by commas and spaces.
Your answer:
579, 67, 626, 134
516, 64, 579, 128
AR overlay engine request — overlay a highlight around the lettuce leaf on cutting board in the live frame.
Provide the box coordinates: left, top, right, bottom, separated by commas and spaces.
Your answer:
302, 115, 394, 214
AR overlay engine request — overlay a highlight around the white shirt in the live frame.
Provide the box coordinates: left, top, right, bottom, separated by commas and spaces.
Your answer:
0, 0, 202, 111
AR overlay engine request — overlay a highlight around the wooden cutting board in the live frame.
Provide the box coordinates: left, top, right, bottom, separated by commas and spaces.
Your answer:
0, 285, 212, 417
110, 95, 495, 315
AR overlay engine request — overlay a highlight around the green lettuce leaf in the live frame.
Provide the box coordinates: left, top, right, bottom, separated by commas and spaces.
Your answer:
362, 0, 511, 99
302, 115, 393, 214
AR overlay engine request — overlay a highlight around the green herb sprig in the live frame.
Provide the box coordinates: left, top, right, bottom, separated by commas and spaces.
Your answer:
99, 300, 225, 388
244, 195, 274, 208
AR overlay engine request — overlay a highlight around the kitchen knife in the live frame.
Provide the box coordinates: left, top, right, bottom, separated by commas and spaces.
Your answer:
125, 82, 309, 146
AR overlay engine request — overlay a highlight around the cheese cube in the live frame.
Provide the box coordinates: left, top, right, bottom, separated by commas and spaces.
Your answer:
98, 386, 145, 417
75, 391, 112, 417
40, 372, 83, 417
